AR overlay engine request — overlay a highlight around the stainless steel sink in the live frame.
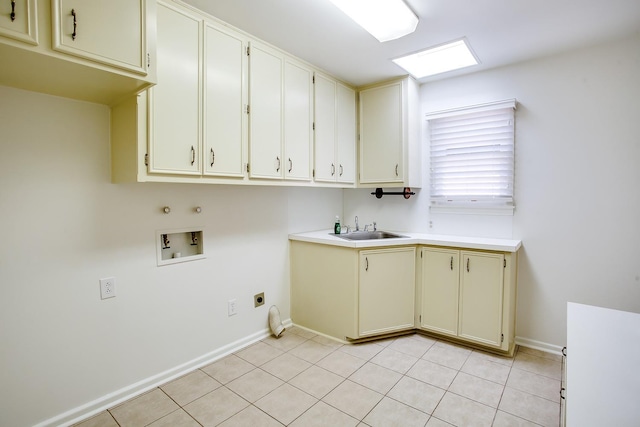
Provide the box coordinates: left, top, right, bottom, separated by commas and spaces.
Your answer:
334, 231, 408, 241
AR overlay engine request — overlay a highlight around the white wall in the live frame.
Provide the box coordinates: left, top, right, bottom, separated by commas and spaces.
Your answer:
3, 31, 640, 426
346, 32, 640, 349
0, 86, 342, 427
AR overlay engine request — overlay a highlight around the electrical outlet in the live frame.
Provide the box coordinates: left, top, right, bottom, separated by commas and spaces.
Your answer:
254, 292, 265, 307
100, 277, 116, 299
228, 299, 237, 316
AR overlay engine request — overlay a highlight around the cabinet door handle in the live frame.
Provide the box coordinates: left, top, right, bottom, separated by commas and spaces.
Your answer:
190, 146, 195, 166
276, 156, 280, 172
288, 158, 292, 173
466, 258, 470, 272
365, 257, 369, 271
450, 256, 453, 271
71, 9, 77, 40
395, 164, 399, 176
339, 164, 343, 176
210, 148, 215, 167
331, 163, 335, 176
10, 0, 15, 21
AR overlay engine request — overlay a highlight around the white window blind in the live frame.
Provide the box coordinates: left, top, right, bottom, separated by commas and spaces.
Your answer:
427, 100, 516, 207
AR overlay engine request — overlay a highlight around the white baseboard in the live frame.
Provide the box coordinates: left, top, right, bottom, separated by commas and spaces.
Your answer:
37, 324, 555, 427
515, 336, 564, 356
37, 321, 291, 427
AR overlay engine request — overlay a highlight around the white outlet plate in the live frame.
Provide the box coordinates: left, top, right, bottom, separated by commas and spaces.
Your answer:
228, 299, 237, 316
100, 277, 116, 299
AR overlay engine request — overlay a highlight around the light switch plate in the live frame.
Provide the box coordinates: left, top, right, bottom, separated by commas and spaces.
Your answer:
228, 299, 237, 316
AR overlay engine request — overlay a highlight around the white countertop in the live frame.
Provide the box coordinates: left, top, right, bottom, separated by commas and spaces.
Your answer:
566, 302, 640, 426
289, 230, 522, 252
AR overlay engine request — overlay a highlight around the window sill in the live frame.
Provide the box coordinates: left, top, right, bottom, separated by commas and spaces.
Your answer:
429, 204, 515, 216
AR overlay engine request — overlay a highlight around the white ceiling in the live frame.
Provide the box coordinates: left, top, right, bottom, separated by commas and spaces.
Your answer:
181, 0, 640, 87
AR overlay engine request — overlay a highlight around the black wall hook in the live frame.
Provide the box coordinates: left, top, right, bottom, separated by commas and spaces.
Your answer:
371, 187, 415, 199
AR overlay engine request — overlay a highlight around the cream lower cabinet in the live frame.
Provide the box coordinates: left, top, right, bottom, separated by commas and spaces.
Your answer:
419, 247, 517, 354
290, 241, 415, 341
359, 248, 415, 337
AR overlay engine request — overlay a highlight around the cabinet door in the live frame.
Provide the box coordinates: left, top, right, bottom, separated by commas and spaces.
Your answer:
283, 58, 312, 181
420, 248, 459, 337
359, 247, 415, 337
359, 81, 403, 184
203, 23, 246, 178
336, 83, 356, 184
148, 2, 201, 175
248, 41, 283, 179
314, 73, 337, 182
0, 0, 37, 44
52, 0, 146, 74
459, 251, 504, 346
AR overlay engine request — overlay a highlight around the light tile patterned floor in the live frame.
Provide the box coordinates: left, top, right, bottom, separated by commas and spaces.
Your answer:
74, 329, 562, 427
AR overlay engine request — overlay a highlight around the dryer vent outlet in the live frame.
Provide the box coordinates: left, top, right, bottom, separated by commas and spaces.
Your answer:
254, 292, 265, 307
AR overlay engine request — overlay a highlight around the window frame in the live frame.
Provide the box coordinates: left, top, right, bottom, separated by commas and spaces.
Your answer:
425, 99, 517, 215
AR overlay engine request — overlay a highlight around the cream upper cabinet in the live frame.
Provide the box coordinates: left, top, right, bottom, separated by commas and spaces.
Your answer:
203, 22, 246, 178
314, 73, 337, 182
336, 83, 356, 184
358, 76, 421, 188
283, 57, 313, 181
110, 0, 356, 187
0, 0, 37, 44
148, 1, 201, 175
0, 0, 154, 105
359, 247, 415, 337
52, 0, 148, 75
248, 41, 312, 181
314, 73, 356, 185
359, 80, 402, 184
419, 247, 516, 354
248, 41, 283, 179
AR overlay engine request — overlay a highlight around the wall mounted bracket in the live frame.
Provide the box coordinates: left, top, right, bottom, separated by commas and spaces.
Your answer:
371, 187, 415, 199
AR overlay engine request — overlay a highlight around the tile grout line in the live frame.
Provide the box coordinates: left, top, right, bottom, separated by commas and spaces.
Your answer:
153, 387, 204, 427
77, 330, 562, 427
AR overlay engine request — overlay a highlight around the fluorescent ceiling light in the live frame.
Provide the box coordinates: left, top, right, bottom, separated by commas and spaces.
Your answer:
393, 39, 479, 78
328, 0, 418, 42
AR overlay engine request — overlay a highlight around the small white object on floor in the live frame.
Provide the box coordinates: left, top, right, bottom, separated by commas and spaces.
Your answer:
269, 305, 285, 337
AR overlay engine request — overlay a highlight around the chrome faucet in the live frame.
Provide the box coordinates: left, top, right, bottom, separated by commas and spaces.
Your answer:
355, 215, 359, 231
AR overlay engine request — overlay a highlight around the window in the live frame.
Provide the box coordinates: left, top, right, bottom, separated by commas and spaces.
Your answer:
426, 99, 516, 211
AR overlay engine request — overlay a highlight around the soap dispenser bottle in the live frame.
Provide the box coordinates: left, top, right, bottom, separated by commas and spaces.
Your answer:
334, 216, 341, 234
